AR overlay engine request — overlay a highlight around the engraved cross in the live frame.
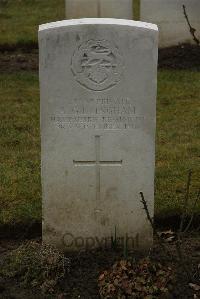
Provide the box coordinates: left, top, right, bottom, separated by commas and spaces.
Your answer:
73, 136, 122, 201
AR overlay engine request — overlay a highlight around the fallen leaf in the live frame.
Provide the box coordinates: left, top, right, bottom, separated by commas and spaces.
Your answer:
165, 236, 176, 243
159, 230, 174, 236
189, 283, 200, 291
98, 273, 105, 281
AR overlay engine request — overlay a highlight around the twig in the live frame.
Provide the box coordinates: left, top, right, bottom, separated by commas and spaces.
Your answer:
176, 170, 195, 281
140, 171, 198, 283
139, 192, 168, 254
183, 5, 200, 46
139, 192, 154, 228
183, 188, 200, 233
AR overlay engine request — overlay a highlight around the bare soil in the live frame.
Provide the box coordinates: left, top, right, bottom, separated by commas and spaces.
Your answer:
0, 50, 38, 73
0, 44, 200, 73
0, 234, 199, 299
158, 44, 200, 70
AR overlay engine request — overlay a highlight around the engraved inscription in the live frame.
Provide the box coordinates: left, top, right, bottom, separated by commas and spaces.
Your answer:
51, 115, 144, 130
71, 40, 124, 91
50, 97, 144, 130
73, 136, 122, 201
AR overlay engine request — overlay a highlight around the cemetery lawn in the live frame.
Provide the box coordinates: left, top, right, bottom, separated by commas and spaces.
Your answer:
0, 0, 64, 47
0, 0, 140, 47
0, 72, 41, 226
0, 69, 199, 228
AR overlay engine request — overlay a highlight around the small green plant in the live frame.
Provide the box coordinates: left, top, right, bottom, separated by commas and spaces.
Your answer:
111, 227, 129, 259
98, 258, 173, 299
111, 226, 117, 250
0, 240, 70, 294
123, 235, 128, 260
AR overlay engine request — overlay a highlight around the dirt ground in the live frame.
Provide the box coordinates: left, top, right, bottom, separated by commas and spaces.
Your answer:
0, 233, 200, 299
158, 44, 200, 70
0, 44, 200, 73
0, 49, 38, 73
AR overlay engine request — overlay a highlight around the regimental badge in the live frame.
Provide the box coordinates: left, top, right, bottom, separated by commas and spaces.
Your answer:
71, 40, 124, 91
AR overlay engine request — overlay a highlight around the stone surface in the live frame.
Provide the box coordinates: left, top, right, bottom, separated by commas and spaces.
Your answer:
39, 19, 158, 251
65, 0, 133, 19
141, 0, 200, 48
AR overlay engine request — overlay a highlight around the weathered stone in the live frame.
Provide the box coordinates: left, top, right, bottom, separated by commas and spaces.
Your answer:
39, 19, 158, 251
141, 0, 200, 48
65, 0, 133, 19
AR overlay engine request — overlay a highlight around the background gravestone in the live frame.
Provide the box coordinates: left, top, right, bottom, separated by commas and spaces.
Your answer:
39, 19, 158, 251
65, 0, 133, 19
141, 0, 200, 48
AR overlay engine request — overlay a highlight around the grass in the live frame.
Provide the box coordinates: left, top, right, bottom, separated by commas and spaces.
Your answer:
156, 70, 200, 217
0, 69, 199, 226
0, 72, 41, 224
0, 0, 64, 46
0, 0, 140, 47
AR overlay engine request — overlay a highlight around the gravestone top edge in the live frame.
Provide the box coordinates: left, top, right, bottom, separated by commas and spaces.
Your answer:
39, 18, 158, 33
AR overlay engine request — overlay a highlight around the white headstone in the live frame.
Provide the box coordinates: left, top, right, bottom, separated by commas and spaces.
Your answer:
65, 0, 133, 19
39, 19, 158, 252
141, 0, 200, 48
